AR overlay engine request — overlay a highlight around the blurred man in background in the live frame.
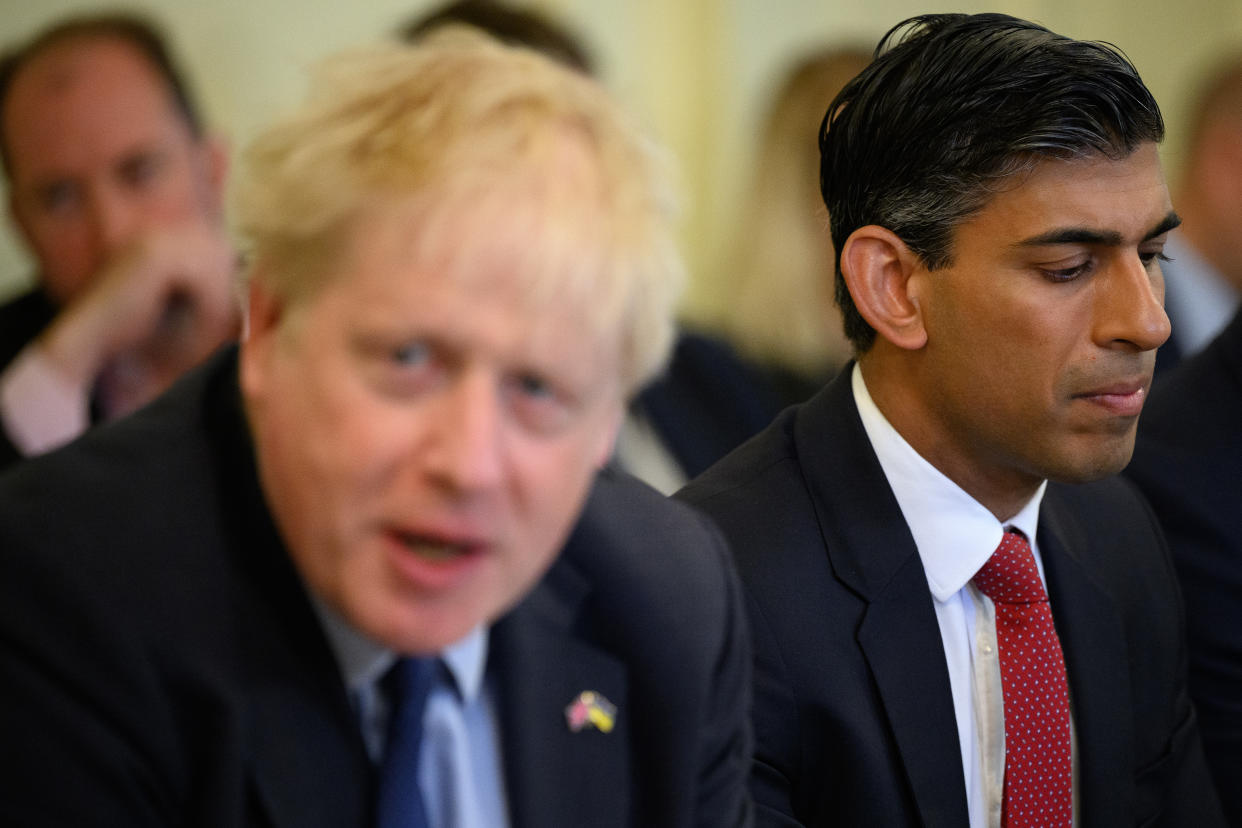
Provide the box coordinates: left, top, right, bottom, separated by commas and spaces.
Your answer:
0, 13, 237, 467
1155, 53, 1242, 373
1125, 49, 1242, 828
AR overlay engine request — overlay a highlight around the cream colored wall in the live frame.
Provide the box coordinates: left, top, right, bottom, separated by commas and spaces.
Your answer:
2, 0, 1241, 317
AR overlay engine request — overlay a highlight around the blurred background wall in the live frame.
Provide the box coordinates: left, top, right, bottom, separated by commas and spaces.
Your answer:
3, 0, 1241, 319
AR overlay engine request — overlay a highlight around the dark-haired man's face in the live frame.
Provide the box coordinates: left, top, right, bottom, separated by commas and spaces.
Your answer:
901, 142, 1173, 512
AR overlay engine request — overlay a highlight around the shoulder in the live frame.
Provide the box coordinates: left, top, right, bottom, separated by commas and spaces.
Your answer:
0, 351, 226, 527
677, 404, 803, 515
0, 351, 242, 614
1042, 475, 1175, 598
1126, 315, 1242, 536
1139, 308, 1242, 445
676, 397, 838, 577
1044, 474, 1164, 549
564, 466, 738, 627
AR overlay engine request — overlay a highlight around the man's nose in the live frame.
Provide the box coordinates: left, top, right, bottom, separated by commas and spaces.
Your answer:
1093, 254, 1171, 353
87, 185, 140, 258
425, 371, 505, 493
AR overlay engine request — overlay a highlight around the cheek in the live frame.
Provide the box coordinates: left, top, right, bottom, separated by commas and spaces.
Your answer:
513, 437, 603, 543
24, 222, 95, 298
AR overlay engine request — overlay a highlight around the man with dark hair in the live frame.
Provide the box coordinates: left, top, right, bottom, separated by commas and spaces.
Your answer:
679, 13, 1224, 827
0, 13, 237, 468
400, 0, 594, 74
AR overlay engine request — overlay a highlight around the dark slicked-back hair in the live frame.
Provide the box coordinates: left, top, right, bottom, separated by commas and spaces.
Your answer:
400, 0, 593, 75
821, 13, 1165, 352
0, 12, 203, 177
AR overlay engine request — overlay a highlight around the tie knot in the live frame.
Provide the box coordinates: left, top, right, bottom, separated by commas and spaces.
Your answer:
380, 657, 437, 744
972, 530, 1047, 604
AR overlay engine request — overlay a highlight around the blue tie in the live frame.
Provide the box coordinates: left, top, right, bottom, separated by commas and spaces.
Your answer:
376, 658, 436, 828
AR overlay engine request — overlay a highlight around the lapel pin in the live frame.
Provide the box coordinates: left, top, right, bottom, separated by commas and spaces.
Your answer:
565, 690, 616, 733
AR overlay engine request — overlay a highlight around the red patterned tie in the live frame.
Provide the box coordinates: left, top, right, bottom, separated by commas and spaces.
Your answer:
971, 530, 1072, 828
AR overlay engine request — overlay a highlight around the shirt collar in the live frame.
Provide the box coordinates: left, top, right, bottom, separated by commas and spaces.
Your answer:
311, 595, 490, 703
851, 364, 1046, 602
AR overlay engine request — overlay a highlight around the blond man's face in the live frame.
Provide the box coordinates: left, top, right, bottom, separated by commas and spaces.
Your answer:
241, 196, 624, 654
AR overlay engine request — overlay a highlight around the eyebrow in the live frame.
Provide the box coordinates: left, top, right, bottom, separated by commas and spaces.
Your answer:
1014, 211, 1182, 248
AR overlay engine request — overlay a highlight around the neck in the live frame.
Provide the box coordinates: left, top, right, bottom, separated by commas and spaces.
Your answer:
858, 354, 1043, 523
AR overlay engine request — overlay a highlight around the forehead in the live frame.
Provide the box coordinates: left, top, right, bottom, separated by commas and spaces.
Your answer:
3, 35, 186, 180
962, 144, 1171, 247
331, 190, 618, 366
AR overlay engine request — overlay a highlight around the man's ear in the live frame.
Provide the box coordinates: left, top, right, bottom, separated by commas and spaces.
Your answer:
238, 274, 284, 397
839, 225, 929, 351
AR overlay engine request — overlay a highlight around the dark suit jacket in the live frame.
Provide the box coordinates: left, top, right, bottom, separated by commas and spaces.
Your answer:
677, 367, 1223, 828
1127, 307, 1242, 825
634, 331, 786, 480
0, 286, 56, 468
0, 348, 752, 828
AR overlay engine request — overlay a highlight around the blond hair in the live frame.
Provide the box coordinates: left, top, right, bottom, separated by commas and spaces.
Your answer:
236, 29, 682, 393
716, 47, 871, 378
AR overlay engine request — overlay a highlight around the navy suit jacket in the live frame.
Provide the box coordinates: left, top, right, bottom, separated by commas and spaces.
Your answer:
634, 331, 786, 480
1127, 307, 1242, 824
0, 348, 752, 827
677, 367, 1223, 827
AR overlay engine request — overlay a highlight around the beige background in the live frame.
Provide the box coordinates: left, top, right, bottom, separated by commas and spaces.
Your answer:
2, 0, 1241, 317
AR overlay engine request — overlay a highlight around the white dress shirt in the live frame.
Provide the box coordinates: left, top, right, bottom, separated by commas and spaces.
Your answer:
852, 364, 1076, 828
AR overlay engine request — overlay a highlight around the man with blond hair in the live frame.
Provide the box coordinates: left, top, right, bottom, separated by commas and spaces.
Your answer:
0, 31, 751, 827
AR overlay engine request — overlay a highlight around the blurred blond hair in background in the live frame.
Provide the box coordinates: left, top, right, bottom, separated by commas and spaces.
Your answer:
712, 46, 870, 403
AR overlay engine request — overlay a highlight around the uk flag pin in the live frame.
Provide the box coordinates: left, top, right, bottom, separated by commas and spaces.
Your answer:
564, 690, 617, 733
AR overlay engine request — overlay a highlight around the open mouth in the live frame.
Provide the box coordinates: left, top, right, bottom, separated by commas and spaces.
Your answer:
394, 533, 473, 561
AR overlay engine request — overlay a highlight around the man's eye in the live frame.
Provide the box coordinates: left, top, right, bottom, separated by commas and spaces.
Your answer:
392, 342, 430, 366
38, 181, 79, 214
120, 153, 163, 189
1042, 261, 1092, 283
1139, 250, 1171, 268
516, 373, 553, 399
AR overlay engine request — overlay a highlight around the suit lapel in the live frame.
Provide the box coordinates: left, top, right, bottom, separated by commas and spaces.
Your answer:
245, 674, 373, 827
1039, 493, 1134, 828
795, 371, 970, 827
491, 556, 630, 828
235, 507, 375, 828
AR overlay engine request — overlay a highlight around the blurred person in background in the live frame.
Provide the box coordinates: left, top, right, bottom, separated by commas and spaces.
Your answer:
1155, 52, 1242, 373
0, 13, 238, 468
713, 46, 871, 407
404, 0, 784, 494
1124, 50, 1242, 826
